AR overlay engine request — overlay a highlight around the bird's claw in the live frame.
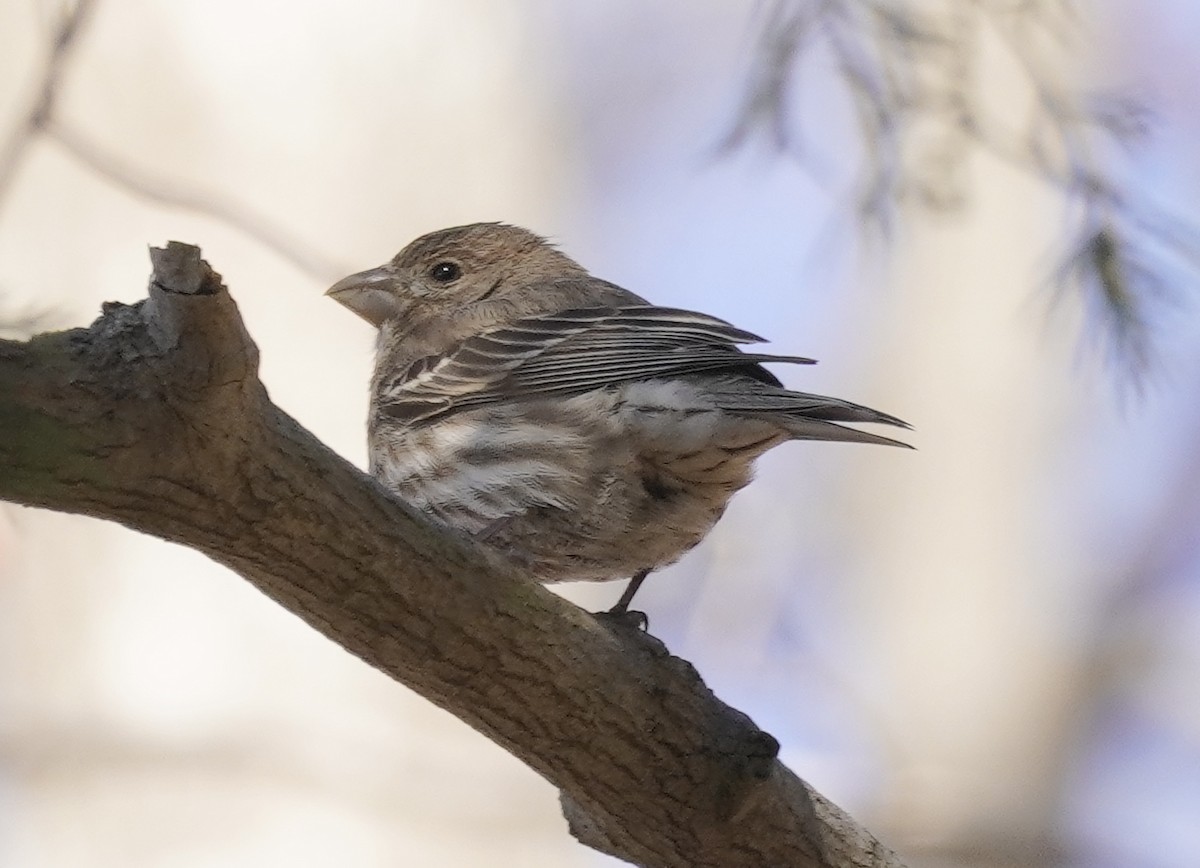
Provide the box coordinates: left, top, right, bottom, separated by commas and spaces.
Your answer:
595, 607, 649, 632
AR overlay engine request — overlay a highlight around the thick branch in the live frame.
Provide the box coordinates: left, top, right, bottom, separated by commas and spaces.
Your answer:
0, 243, 903, 868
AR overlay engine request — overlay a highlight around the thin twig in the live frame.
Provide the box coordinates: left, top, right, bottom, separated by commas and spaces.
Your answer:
45, 120, 349, 282
0, 0, 346, 283
0, 0, 97, 206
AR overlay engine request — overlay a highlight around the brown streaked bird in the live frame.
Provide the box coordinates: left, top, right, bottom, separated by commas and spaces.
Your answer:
328, 223, 909, 614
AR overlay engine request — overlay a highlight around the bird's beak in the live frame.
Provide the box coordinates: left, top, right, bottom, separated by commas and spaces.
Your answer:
325, 265, 399, 327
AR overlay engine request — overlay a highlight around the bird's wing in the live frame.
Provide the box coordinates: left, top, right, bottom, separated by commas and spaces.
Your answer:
378, 305, 815, 424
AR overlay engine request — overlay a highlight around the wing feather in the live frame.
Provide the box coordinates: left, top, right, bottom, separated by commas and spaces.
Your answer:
380, 305, 812, 423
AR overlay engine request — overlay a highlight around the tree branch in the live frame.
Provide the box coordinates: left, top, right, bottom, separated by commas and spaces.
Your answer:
0, 243, 904, 868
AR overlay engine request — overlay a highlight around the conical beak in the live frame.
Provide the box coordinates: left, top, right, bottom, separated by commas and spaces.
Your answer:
325, 265, 398, 327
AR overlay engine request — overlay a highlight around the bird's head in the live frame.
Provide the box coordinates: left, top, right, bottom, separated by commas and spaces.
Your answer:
326, 223, 585, 327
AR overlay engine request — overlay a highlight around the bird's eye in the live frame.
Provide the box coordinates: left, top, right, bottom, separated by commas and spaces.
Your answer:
429, 261, 462, 283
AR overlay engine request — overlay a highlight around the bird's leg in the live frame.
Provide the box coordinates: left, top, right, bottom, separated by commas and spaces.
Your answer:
604, 568, 651, 628
609, 568, 650, 614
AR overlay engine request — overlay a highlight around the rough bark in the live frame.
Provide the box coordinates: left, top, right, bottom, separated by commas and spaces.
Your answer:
0, 243, 904, 868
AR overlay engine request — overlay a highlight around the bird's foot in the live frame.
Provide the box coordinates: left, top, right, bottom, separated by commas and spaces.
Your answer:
594, 606, 649, 632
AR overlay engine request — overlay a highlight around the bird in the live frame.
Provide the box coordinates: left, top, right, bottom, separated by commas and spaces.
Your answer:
327, 223, 909, 615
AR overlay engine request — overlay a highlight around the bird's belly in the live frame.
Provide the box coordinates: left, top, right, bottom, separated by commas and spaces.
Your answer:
370, 409, 588, 534
369, 391, 771, 582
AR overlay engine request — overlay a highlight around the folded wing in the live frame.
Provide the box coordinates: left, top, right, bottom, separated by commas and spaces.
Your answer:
377, 305, 909, 449
379, 306, 814, 424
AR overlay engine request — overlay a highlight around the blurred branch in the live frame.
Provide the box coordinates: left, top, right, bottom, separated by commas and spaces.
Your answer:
0, 0, 344, 282
727, 0, 1194, 383
0, 0, 95, 201
45, 120, 348, 281
0, 1, 96, 336
0, 243, 906, 868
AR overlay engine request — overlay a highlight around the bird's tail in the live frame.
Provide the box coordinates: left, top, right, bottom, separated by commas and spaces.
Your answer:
716, 389, 913, 448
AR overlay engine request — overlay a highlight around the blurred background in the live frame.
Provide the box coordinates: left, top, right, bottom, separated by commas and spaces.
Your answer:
1, 1, 1198, 865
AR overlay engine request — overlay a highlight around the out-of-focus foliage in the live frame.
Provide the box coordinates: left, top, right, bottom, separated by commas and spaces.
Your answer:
725, 0, 1200, 383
